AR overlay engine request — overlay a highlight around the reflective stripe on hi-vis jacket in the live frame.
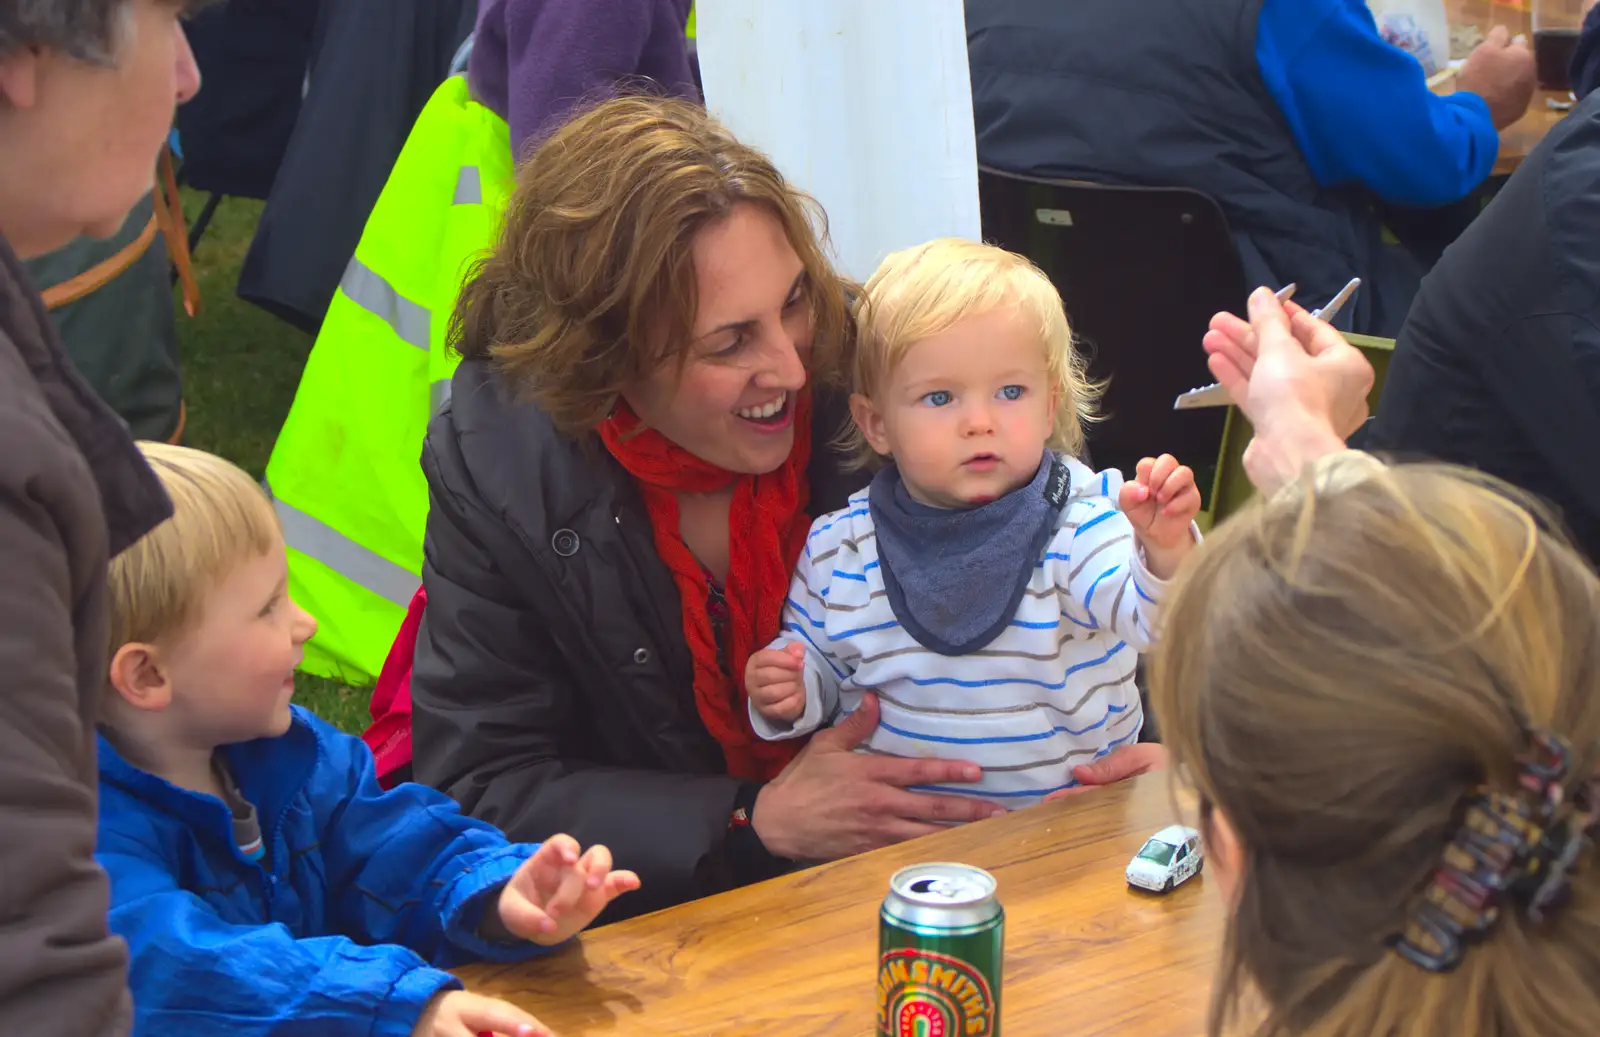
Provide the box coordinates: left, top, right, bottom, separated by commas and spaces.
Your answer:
264, 75, 513, 683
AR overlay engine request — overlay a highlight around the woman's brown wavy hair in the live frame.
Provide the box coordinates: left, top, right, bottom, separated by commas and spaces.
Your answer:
450, 95, 854, 436
1150, 455, 1600, 1037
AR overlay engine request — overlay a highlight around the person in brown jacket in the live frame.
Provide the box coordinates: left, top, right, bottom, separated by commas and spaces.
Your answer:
0, 2, 202, 1033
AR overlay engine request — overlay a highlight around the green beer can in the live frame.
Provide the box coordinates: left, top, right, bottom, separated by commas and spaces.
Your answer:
877, 862, 1004, 1037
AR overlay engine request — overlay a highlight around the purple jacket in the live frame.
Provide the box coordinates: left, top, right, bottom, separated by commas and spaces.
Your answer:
468, 0, 697, 159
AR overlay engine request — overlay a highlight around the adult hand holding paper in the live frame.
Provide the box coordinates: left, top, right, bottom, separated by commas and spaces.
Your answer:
1202, 287, 1373, 494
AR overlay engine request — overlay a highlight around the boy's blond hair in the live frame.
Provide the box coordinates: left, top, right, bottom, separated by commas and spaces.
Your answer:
843, 237, 1101, 468
107, 443, 281, 653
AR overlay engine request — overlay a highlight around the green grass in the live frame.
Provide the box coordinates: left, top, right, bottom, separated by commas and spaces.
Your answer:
175, 189, 370, 733
291, 675, 374, 736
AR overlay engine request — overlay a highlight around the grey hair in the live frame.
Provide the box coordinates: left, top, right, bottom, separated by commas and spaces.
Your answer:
0, 0, 217, 65
0, 0, 135, 64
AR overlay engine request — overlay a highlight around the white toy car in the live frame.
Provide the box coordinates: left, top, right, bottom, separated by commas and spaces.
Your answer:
1125, 825, 1203, 893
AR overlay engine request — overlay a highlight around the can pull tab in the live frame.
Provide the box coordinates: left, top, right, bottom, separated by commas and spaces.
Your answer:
911, 876, 978, 900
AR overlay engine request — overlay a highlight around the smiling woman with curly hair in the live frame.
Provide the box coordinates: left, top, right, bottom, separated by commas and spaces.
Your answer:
400, 95, 1011, 923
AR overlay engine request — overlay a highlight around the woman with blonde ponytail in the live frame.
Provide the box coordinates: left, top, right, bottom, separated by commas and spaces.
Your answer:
1150, 454, 1600, 1037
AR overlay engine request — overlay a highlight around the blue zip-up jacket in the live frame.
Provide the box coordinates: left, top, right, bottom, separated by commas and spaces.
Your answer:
96, 707, 552, 1037
1257, 0, 1498, 208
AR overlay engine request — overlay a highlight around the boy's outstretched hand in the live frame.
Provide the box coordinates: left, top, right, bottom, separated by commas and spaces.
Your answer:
497, 835, 640, 946
1117, 454, 1200, 580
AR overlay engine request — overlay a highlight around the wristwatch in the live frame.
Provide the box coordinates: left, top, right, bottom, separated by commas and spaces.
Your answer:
726, 781, 788, 883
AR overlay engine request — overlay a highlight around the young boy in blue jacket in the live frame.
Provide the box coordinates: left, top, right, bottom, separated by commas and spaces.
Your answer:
95, 443, 641, 1037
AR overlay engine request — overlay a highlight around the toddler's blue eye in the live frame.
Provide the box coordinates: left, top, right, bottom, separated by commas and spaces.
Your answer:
999, 385, 1025, 401
922, 390, 952, 407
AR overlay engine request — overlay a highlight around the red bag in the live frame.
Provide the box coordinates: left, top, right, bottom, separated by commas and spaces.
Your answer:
361, 586, 427, 789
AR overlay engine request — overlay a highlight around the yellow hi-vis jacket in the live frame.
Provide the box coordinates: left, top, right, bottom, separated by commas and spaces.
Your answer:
265, 75, 512, 682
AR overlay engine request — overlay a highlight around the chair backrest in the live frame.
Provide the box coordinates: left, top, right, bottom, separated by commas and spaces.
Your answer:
977, 167, 1248, 482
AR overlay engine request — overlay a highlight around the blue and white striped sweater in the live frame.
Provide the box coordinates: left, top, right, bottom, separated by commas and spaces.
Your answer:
752, 458, 1182, 809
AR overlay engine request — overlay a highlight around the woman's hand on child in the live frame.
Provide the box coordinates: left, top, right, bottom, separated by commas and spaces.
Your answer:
1118, 455, 1201, 579
497, 835, 641, 947
1042, 743, 1170, 802
745, 643, 808, 722
412, 989, 550, 1037
751, 693, 1006, 859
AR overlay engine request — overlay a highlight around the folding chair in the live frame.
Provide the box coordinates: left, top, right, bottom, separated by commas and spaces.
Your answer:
977, 168, 1248, 514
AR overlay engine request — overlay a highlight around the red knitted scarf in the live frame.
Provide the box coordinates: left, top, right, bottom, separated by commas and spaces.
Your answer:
599, 395, 813, 781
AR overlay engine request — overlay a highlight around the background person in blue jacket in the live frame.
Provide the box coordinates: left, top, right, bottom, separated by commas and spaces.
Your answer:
95, 443, 641, 1037
967, 0, 1536, 337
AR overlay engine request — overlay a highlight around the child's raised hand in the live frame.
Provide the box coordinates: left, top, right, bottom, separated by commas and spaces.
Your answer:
744, 643, 808, 722
1117, 455, 1201, 578
497, 835, 640, 947
412, 990, 549, 1037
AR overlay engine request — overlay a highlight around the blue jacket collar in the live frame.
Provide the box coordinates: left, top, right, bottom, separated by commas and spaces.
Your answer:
98, 706, 322, 844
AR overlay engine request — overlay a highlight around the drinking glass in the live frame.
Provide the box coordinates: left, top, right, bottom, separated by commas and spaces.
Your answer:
1533, 0, 1585, 92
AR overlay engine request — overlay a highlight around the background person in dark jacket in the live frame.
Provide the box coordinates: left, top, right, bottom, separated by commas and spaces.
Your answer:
409, 97, 1015, 922
1366, 87, 1600, 569
0, 1, 201, 1032
235, 0, 475, 332
966, 0, 1534, 336
1568, 0, 1600, 100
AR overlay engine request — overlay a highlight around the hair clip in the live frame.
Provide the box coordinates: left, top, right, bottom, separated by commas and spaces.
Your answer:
1395, 729, 1589, 972
1516, 773, 1600, 924
1394, 790, 1538, 971
1517, 728, 1570, 803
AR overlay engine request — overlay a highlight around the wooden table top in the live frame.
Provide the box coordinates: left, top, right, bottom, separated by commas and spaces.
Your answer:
458, 774, 1223, 1036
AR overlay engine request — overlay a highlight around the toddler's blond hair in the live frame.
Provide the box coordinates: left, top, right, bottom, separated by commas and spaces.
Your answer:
843, 238, 1101, 468
107, 442, 281, 654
